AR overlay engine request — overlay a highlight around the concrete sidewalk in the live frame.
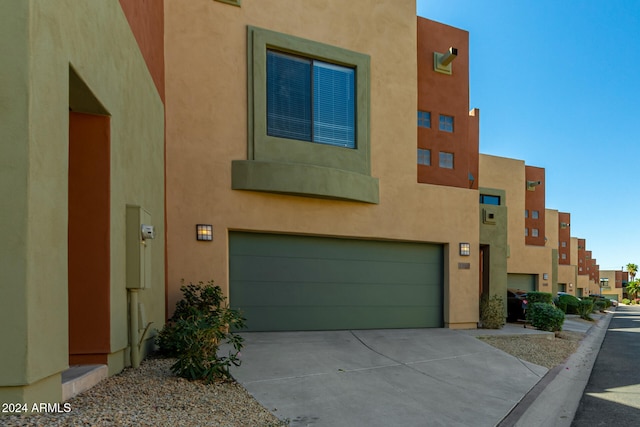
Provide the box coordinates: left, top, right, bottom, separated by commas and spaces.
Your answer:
500, 311, 612, 427
228, 313, 611, 427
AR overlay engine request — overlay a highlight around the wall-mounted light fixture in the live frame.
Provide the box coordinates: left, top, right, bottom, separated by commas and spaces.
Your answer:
434, 47, 458, 75
569, 283, 573, 289
459, 243, 471, 256
196, 224, 213, 241
526, 180, 542, 191
543, 273, 549, 280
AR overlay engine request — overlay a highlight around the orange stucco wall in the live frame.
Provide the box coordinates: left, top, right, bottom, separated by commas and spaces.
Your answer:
558, 212, 571, 264
118, 0, 165, 102
524, 166, 545, 246
68, 112, 111, 364
417, 18, 478, 189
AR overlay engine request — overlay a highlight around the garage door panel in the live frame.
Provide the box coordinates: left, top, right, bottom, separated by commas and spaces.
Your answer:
243, 306, 442, 331
230, 232, 443, 331
230, 234, 440, 264
230, 256, 436, 285
233, 281, 434, 307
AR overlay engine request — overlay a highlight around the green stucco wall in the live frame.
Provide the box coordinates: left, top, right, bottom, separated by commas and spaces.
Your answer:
479, 188, 508, 316
0, 0, 165, 405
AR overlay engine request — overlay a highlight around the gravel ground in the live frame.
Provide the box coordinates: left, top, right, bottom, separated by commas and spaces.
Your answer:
478, 330, 585, 369
3, 355, 287, 427
3, 331, 586, 426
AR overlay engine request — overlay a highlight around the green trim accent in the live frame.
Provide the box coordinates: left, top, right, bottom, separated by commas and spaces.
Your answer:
232, 160, 379, 204
479, 187, 508, 315
239, 26, 377, 203
214, 0, 241, 6
551, 249, 559, 295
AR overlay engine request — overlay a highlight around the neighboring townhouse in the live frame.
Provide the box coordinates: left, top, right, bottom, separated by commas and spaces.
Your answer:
478, 155, 554, 294
0, 0, 165, 406
555, 212, 579, 295
598, 270, 627, 302
576, 238, 601, 296
164, 2, 482, 332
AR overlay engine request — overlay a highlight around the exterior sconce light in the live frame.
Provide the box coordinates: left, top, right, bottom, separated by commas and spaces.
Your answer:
569, 283, 573, 289
459, 243, 470, 256
196, 224, 213, 241
434, 47, 458, 75
526, 180, 542, 191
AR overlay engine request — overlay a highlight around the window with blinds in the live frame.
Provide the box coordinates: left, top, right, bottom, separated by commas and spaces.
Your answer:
267, 50, 355, 149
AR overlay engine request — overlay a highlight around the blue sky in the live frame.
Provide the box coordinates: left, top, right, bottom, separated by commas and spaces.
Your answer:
417, 0, 640, 271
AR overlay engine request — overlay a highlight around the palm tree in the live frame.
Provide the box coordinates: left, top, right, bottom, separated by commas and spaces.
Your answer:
626, 263, 638, 282
626, 280, 640, 302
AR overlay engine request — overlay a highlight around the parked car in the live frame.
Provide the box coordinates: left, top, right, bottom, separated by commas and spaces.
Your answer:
589, 294, 618, 307
557, 291, 580, 301
507, 289, 528, 322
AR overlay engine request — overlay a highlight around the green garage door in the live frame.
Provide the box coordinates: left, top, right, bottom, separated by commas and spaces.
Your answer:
507, 273, 536, 292
229, 232, 443, 331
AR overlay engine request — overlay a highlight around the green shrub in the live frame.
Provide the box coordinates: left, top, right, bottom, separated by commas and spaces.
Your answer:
526, 291, 553, 305
558, 294, 581, 314
480, 294, 505, 329
622, 298, 631, 305
577, 299, 594, 320
157, 280, 246, 382
556, 300, 567, 313
593, 300, 606, 312
529, 302, 565, 332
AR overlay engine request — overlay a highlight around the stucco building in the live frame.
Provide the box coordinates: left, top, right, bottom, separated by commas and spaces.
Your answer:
1, 0, 165, 406
164, 2, 485, 332
479, 155, 556, 294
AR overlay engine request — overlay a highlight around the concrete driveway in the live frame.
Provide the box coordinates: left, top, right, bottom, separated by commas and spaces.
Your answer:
227, 328, 548, 427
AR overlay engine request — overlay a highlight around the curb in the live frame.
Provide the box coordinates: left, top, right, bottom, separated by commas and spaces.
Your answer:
497, 310, 614, 427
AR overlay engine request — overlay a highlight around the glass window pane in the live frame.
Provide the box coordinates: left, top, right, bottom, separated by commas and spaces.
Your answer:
267, 51, 312, 141
313, 61, 355, 148
480, 194, 500, 205
439, 152, 454, 169
439, 115, 454, 132
417, 148, 431, 165
418, 111, 431, 128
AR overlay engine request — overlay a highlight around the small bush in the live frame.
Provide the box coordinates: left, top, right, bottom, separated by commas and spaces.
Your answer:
527, 291, 553, 305
558, 294, 581, 314
577, 299, 594, 320
556, 300, 567, 313
529, 302, 565, 332
593, 300, 606, 312
622, 298, 631, 305
480, 294, 505, 329
157, 280, 246, 382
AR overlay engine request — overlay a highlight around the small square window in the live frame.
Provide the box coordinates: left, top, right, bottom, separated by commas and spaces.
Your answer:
417, 111, 431, 128
525, 210, 529, 218
417, 148, 431, 166
439, 152, 454, 169
532, 228, 539, 237
480, 194, 500, 205
561, 241, 567, 247
532, 210, 539, 219
561, 253, 567, 259
439, 115, 454, 132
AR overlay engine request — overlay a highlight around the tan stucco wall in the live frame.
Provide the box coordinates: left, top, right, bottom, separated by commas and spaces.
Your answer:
479, 155, 553, 292
165, 0, 480, 328
0, 0, 164, 404
599, 270, 623, 301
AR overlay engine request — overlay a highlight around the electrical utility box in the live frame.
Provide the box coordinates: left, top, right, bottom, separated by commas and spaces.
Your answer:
126, 205, 153, 289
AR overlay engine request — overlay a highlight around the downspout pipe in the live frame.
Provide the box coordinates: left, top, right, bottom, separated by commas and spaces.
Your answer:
129, 289, 141, 368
